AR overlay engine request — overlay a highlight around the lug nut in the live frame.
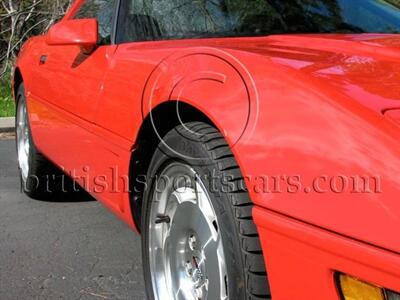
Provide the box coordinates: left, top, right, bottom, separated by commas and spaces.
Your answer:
185, 261, 193, 276
189, 235, 197, 250
155, 214, 170, 224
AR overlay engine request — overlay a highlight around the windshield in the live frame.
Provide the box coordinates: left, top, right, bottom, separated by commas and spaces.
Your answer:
120, 0, 400, 42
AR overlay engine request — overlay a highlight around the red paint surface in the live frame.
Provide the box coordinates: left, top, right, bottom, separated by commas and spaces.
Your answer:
13, 2, 400, 298
47, 19, 98, 47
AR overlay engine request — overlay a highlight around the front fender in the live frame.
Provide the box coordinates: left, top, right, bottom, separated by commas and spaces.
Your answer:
229, 54, 400, 254
141, 47, 259, 147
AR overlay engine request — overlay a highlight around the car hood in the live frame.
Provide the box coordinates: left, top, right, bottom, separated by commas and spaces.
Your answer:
224, 34, 400, 113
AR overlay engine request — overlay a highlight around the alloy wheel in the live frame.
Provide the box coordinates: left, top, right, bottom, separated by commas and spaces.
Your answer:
16, 99, 30, 182
148, 162, 228, 300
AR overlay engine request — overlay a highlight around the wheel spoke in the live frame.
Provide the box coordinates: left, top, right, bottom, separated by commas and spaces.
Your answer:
148, 163, 227, 300
173, 187, 197, 204
196, 180, 217, 230
202, 236, 227, 300
201, 236, 219, 261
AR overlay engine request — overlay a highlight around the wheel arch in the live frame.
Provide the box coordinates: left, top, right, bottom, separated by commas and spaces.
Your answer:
128, 101, 216, 231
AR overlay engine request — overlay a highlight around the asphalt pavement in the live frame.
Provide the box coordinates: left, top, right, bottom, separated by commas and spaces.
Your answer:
0, 138, 146, 300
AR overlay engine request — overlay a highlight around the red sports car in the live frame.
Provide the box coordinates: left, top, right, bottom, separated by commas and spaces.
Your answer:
12, 0, 400, 299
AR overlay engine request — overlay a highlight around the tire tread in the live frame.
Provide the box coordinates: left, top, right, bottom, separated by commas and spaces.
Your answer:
178, 122, 271, 299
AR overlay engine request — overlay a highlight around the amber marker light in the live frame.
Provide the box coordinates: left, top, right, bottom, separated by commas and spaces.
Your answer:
337, 273, 400, 300
338, 274, 384, 300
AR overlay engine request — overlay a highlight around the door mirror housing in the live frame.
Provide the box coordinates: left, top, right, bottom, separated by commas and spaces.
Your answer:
47, 19, 98, 51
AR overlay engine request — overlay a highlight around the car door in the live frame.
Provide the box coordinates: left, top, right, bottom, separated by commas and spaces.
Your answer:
94, 0, 172, 139
43, 0, 118, 122
27, 0, 120, 197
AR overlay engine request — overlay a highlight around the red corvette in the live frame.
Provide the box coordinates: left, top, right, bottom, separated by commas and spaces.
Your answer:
12, 0, 400, 299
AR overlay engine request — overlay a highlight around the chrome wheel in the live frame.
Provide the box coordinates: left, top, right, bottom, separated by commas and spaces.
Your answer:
16, 99, 30, 182
148, 162, 228, 300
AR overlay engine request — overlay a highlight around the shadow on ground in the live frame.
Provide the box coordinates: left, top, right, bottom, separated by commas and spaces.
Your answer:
0, 139, 146, 300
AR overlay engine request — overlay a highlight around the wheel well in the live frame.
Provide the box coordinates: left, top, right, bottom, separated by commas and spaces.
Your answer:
129, 101, 214, 231
13, 68, 23, 99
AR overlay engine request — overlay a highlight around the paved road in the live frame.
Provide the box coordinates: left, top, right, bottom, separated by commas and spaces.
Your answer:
0, 139, 146, 299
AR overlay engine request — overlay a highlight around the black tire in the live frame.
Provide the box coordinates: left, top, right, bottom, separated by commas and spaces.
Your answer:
15, 83, 61, 200
142, 122, 271, 299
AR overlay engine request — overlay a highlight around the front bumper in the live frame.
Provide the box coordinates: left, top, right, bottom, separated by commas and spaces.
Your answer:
253, 207, 400, 300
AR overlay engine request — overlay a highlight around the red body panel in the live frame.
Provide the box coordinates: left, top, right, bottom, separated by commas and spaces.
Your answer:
254, 206, 400, 300
47, 19, 98, 47
14, 3, 400, 297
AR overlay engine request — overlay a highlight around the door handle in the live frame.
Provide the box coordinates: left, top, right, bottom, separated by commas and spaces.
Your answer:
39, 55, 47, 65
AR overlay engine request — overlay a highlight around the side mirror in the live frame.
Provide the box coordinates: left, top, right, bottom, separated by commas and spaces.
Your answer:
47, 19, 98, 51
